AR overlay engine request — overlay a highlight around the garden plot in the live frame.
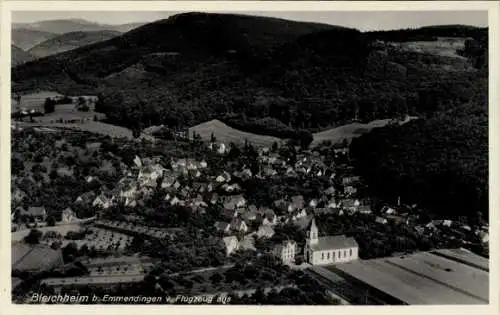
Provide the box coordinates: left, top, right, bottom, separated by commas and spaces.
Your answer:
60, 227, 133, 251
96, 220, 173, 240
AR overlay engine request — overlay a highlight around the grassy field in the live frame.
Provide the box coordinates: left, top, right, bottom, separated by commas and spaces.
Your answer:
188, 119, 283, 147
18, 121, 133, 139
311, 117, 419, 147
311, 119, 392, 147
392, 37, 469, 59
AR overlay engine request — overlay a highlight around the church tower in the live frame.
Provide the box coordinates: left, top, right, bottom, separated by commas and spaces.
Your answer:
307, 217, 319, 245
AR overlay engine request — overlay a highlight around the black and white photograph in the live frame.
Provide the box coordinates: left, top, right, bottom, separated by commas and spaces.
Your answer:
4, 1, 496, 308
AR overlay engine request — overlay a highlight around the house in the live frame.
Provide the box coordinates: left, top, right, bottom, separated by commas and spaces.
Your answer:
308, 199, 318, 208
326, 199, 339, 209
358, 204, 372, 214
273, 199, 288, 213
161, 174, 177, 189
61, 208, 77, 223
133, 155, 142, 168
21, 207, 47, 222
209, 142, 228, 155
477, 230, 489, 243
223, 195, 246, 210
375, 216, 388, 225
239, 168, 253, 179
386, 215, 406, 225
210, 193, 220, 205
324, 187, 335, 196
262, 210, 278, 226
262, 167, 277, 177
342, 176, 360, 186
303, 218, 358, 265
214, 221, 231, 233
292, 209, 308, 221
215, 175, 225, 183
382, 206, 398, 215
200, 160, 208, 168
241, 210, 257, 222
273, 240, 297, 264
230, 218, 248, 233
12, 189, 27, 204
341, 199, 360, 211
239, 235, 256, 251
290, 195, 305, 212
124, 198, 137, 208
222, 236, 239, 256
75, 191, 96, 205
256, 226, 275, 239
223, 183, 242, 193
344, 185, 357, 196
170, 196, 182, 206
120, 185, 139, 199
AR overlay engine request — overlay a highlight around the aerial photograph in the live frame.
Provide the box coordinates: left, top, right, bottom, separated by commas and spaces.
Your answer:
10, 9, 489, 305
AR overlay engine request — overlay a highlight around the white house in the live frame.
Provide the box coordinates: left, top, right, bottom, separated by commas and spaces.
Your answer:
273, 240, 297, 265
222, 236, 239, 256
61, 208, 77, 223
303, 218, 359, 265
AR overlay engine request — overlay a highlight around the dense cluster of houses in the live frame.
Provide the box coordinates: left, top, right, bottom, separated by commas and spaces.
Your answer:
12, 129, 489, 280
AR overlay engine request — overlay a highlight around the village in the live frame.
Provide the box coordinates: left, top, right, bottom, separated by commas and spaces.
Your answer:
11, 114, 489, 304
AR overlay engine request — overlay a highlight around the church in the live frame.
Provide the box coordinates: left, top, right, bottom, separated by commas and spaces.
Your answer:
304, 217, 359, 265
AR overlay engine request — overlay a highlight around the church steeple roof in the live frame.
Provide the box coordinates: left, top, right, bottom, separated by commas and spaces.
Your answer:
309, 216, 318, 231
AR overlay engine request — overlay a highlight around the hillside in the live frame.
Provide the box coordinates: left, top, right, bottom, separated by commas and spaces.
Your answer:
14, 19, 112, 34
350, 92, 488, 219
10, 14, 488, 221
28, 30, 121, 58
12, 29, 56, 50
188, 119, 282, 147
12, 15, 487, 133
12, 45, 36, 67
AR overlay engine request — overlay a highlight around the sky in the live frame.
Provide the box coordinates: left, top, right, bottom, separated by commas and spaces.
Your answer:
12, 10, 488, 31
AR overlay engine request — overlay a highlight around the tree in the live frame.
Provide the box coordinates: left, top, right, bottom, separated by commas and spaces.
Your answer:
24, 229, 43, 244
62, 242, 79, 263
44, 98, 55, 114
47, 215, 56, 226
209, 272, 223, 284
210, 133, 217, 143
298, 130, 313, 150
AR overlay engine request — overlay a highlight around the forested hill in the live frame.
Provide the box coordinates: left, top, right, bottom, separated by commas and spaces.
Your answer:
350, 77, 488, 219
12, 14, 487, 135
28, 30, 122, 58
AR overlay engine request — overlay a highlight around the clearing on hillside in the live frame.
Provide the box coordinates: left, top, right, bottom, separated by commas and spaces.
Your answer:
311, 119, 392, 147
312, 117, 419, 147
188, 119, 283, 147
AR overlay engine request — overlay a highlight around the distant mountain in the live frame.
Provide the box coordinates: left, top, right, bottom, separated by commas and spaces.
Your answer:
12, 45, 36, 67
13, 19, 145, 35
12, 29, 56, 50
111, 22, 146, 33
28, 30, 122, 58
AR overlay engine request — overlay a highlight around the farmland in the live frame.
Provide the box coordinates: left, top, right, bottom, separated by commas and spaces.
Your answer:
13, 91, 133, 139
311, 117, 419, 147
188, 119, 283, 147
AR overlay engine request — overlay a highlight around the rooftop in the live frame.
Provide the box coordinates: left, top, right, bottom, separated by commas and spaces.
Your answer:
331, 250, 489, 305
310, 235, 358, 251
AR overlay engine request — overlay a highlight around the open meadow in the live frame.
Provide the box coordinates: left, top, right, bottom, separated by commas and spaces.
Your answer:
188, 119, 283, 147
